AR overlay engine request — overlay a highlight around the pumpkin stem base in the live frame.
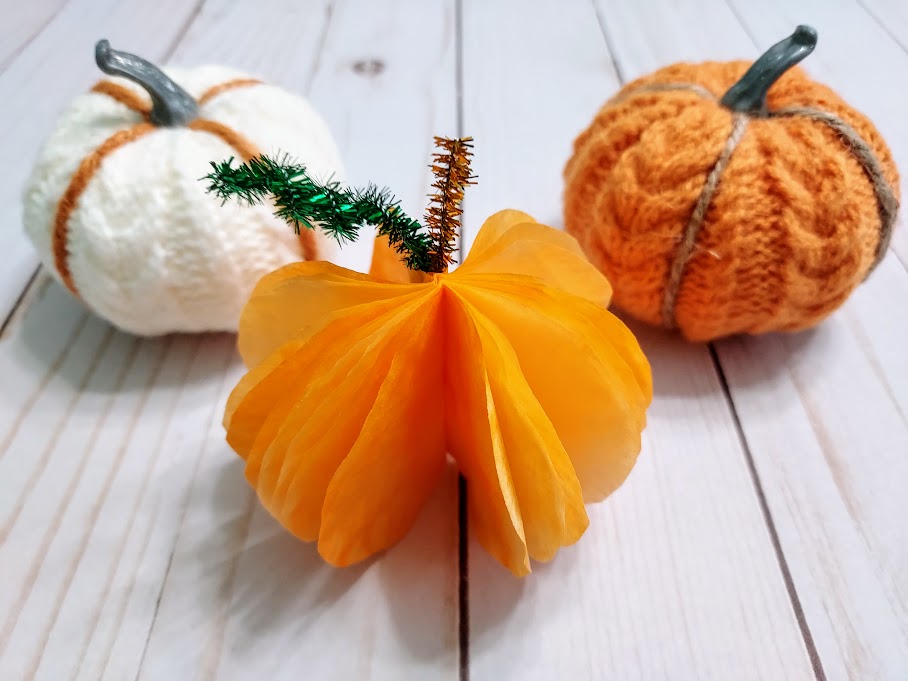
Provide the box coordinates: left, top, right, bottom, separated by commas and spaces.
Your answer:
95, 40, 198, 127
720, 25, 817, 115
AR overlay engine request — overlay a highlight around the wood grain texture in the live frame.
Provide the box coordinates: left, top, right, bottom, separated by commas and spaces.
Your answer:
595, 0, 908, 677
857, 0, 908, 53
0, 0, 69, 71
136, 1, 460, 678
307, 0, 459, 275
457, 0, 620, 248
0, 1, 459, 680
466, 327, 820, 681
461, 1, 816, 678
2, 0, 907, 679
712, 1, 908, 678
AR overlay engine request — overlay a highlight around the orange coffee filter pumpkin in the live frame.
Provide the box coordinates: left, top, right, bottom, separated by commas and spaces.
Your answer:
564, 25, 899, 342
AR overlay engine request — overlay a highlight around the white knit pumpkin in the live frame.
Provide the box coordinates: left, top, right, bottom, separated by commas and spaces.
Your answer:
23, 44, 361, 336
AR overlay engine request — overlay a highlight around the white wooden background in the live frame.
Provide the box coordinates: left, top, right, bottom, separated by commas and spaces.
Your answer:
1, 0, 907, 679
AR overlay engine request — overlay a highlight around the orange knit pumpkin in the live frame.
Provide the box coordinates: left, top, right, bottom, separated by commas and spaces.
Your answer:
564, 26, 900, 342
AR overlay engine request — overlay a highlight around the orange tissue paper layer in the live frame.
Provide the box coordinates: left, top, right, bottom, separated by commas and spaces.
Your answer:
224, 210, 653, 576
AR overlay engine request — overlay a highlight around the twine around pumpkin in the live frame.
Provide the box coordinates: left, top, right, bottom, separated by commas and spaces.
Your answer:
592, 35, 899, 332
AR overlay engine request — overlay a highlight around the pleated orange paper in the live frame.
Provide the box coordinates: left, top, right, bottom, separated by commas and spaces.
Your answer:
225, 210, 652, 576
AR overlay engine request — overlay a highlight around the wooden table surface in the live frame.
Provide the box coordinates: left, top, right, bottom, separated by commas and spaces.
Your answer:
2, 1, 907, 679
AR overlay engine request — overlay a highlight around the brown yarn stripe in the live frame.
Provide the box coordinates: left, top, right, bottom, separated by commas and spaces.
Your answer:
90, 81, 152, 117
608, 82, 717, 108
662, 114, 749, 328
188, 119, 320, 261
54, 79, 316, 297
198, 78, 263, 105
91, 77, 264, 113
52, 123, 158, 296
770, 107, 899, 273
187, 118, 261, 162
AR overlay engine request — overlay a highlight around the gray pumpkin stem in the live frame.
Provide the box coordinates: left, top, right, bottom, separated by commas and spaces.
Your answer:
95, 39, 198, 126
720, 25, 818, 115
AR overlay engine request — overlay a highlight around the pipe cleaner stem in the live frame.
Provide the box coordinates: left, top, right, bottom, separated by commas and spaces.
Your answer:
426, 136, 476, 272
205, 137, 476, 273
205, 155, 435, 272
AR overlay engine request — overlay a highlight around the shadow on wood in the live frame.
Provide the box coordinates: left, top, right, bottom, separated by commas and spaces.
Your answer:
377, 463, 461, 665
616, 310, 822, 398
466, 536, 530, 655
206, 457, 370, 646
186, 456, 461, 675
4, 275, 236, 393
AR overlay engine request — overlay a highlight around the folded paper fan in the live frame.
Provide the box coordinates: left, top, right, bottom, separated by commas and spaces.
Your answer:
206, 138, 652, 575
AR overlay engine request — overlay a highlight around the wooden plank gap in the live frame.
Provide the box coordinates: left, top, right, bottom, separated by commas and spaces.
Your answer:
160, 0, 208, 61
0, 326, 123, 650
593, 11, 822, 661
591, 13, 824, 670
0, 0, 71, 73
454, 2, 469, 678
722, 0, 762, 52
304, 0, 338, 96
457, 474, 469, 681
0, 320, 110, 532
131, 342, 234, 681
455, 0, 465, 141
22, 336, 164, 680
590, 0, 626, 83
0, 267, 42, 342
853, 0, 908, 55
132, 545, 177, 681
707, 343, 829, 681
66, 335, 176, 681
845, 312, 908, 430
889, 246, 908, 276
199, 491, 258, 681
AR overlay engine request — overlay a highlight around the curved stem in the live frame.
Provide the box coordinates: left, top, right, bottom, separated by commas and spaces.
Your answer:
95, 39, 198, 126
720, 25, 818, 115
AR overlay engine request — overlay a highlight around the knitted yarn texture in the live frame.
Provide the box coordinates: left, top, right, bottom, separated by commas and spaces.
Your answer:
564, 61, 900, 341
24, 66, 349, 336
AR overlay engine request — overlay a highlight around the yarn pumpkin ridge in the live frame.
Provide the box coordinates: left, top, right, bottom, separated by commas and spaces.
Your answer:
24, 40, 346, 335
564, 25, 900, 342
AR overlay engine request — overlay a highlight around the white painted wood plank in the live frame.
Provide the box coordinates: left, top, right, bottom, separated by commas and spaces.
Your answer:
717, 297, 908, 680
588, 0, 908, 676
138, 2, 459, 679
595, 0, 759, 78
306, 0, 460, 272
468, 324, 819, 681
60, 335, 218, 681
4, 1, 904, 680
0, 0, 205, 321
709, 2, 908, 678
460, 1, 815, 679
458, 0, 619, 248
0, 280, 213, 681
0, 0, 68, 71
1, 1, 459, 680
857, 0, 908, 53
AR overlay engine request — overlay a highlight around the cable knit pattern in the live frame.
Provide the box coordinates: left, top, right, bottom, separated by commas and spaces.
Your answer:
563, 61, 900, 342
23, 66, 356, 336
